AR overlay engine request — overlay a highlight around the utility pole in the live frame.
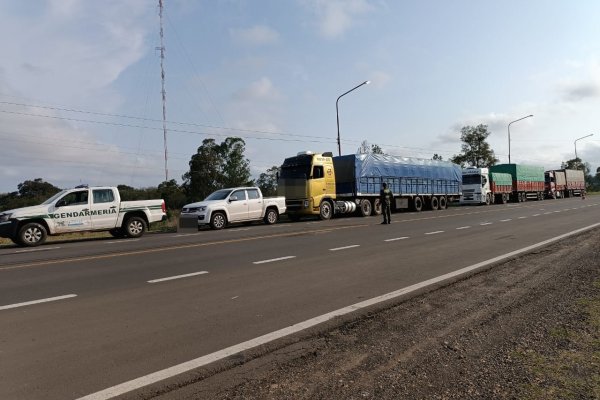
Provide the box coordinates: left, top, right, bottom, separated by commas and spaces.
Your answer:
158, 0, 168, 181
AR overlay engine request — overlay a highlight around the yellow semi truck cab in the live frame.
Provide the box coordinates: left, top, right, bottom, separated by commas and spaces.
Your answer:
277, 151, 337, 220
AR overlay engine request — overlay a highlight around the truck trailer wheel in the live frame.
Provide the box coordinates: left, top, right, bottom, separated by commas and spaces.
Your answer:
372, 198, 382, 215
124, 216, 147, 238
359, 199, 371, 217
264, 208, 279, 225
210, 212, 227, 229
319, 201, 333, 220
18, 222, 47, 247
412, 196, 423, 212
439, 196, 447, 210
430, 196, 439, 210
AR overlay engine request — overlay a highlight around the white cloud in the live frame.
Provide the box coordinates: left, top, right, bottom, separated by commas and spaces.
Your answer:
228, 77, 285, 133
230, 25, 280, 46
368, 70, 392, 88
301, 0, 374, 39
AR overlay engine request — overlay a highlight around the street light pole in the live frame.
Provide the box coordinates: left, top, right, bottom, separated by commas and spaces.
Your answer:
336, 80, 370, 156
507, 114, 534, 164
574, 133, 594, 161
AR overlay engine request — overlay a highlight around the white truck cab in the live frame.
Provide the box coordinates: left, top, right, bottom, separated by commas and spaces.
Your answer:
460, 167, 491, 205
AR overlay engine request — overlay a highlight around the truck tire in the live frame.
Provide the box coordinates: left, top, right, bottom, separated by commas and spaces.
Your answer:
439, 196, 447, 210
412, 196, 423, 212
210, 212, 227, 229
319, 201, 333, 220
18, 222, 47, 247
359, 199, 371, 217
485, 193, 492, 205
263, 208, 279, 225
372, 198, 382, 215
430, 196, 439, 210
124, 216, 147, 238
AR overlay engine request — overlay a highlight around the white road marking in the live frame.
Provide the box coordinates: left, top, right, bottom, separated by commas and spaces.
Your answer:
231, 296, 239, 300
544, 212, 553, 215
330, 245, 360, 251
533, 214, 541, 217
253, 256, 296, 264
147, 271, 209, 283
0, 294, 77, 311
229, 228, 251, 232
456, 226, 470, 230
554, 210, 561, 213
425, 231, 444, 235
14, 246, 61, 253
105, 239, 140, 244
76, 221, 600, 400
384, 237, 409, 242
479, 222, 493, 226
518, 216, 527, 219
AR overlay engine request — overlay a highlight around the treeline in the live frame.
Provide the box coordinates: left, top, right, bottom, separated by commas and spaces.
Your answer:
0, 137, 280, 212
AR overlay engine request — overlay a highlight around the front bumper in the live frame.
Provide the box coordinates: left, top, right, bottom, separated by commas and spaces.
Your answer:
0, 220, 19, 240
178, 214, 206, 228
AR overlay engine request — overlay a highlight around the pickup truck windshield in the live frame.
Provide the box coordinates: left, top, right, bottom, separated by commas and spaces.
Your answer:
205, 189, 232, 201
42, 190, 69, 205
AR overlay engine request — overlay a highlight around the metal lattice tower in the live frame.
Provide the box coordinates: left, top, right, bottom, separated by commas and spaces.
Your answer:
158, 0, 168, 181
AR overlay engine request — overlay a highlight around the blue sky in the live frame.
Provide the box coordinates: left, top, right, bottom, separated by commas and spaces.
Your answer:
1, 0, 599, 193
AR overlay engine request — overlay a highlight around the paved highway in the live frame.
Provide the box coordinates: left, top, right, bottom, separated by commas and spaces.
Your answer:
1, 197, 599, 399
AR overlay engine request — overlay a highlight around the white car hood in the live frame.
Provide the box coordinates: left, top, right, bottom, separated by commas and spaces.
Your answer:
2, 204, 49, 217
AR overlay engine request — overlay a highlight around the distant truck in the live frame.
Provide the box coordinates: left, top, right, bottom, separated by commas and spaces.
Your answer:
545, 169, 585, 198
277, 151, 462, 220
460, 167, 513, 205
490, 164, 545, 202
179, 187, 286, 230
0, 186, 166, 247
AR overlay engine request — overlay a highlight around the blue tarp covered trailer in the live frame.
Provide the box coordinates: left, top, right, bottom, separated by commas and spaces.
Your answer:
333, 154, 462, 197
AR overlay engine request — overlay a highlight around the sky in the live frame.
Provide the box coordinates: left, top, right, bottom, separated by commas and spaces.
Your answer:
1, 0, 600, 194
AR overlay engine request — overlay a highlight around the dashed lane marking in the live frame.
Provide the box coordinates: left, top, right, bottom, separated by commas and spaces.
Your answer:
425, 231, 444, 235
147, 271, 209, 283
480, 222, 493, 226
1, 294, 77, 311
518, 216, 527, 219
330, 245, 361, 251
384, 237, 409, 242
253, 256, 296, 264
500, 219, 512, 222
456, 226, 470, 230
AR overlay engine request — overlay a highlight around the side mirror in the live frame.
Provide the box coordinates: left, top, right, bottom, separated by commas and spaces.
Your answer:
229, 195, 238, 202
56, 200, 67, 207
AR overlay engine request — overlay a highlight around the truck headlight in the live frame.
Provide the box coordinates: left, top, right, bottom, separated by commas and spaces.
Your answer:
0, 213, 11, 223
303, 200, 309, 208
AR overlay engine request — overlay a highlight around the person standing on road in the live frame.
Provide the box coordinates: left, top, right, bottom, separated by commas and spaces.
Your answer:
380, 182, 392, 224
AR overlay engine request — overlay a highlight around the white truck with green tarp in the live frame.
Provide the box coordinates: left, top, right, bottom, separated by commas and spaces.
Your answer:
0, 186, 166, 246
460, 167, 514, 205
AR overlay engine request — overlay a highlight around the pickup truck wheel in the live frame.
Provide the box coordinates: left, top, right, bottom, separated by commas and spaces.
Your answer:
109, 228, 125, 238
319, 201, 333, 220
18, 222, 47, 247
124, 216, 146, 238
210, 212, 227, 229
264, 208, 279, 225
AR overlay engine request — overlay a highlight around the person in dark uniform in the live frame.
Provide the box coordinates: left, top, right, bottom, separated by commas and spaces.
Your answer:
380, 182, 392, 224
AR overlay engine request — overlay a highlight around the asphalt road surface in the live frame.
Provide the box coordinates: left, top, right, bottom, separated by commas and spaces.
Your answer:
1, 197, 599, 399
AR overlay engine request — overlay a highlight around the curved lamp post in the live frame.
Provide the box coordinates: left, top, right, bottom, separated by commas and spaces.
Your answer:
574, 133, 593, 160
507, 114, 533, 164
336, 80, 370, 156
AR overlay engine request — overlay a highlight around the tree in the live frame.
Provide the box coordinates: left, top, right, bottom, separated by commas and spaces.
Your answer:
450, 124, 498, 167
432, 154, 443, 161
158, 179, 187, 210
257, 166, 280, 196
357, 140, 384, 155
182, 137, 252, 200
218, 137, 252, 188
17, 178, 60, 200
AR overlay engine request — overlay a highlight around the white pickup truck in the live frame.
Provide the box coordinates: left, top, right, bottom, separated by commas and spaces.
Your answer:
0, 186, 166, 246
179, 187, 286, 230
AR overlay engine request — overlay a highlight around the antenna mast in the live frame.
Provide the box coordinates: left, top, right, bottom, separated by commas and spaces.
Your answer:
158, 0, 168, 181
